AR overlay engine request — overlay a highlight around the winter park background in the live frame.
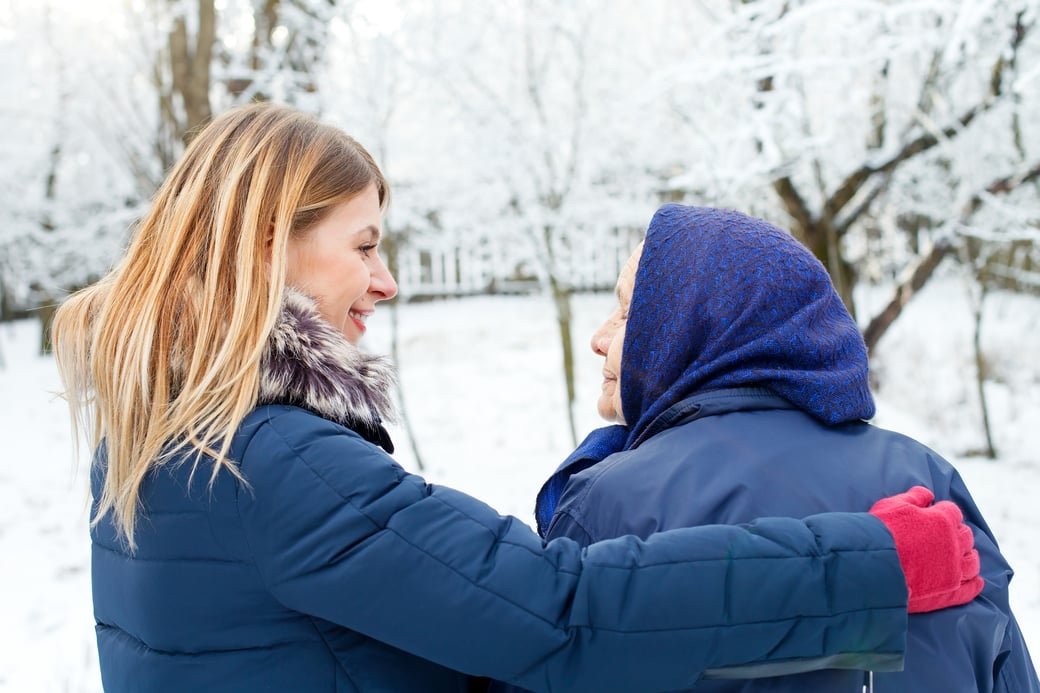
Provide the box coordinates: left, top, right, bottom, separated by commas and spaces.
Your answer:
3, 284, 1040, 691
3, 0, 1040, 690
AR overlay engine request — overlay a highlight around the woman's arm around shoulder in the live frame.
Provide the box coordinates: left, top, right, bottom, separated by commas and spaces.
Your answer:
232, 407, 910, 693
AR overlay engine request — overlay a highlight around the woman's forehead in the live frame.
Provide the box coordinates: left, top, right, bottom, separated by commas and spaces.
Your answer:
616, 242, 644, 303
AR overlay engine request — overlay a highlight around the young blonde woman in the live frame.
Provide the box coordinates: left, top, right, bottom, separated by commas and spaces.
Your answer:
54, 103, 983, 693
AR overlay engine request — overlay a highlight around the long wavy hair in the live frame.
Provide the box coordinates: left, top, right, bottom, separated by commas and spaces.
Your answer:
52, 103, 388, 549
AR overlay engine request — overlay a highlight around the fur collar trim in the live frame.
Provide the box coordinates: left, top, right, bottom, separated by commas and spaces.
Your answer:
258, 289, 396, 451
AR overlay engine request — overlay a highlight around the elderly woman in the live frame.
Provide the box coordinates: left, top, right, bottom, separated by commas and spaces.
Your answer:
54, 105, 982, 693
529, 205, 1038, 691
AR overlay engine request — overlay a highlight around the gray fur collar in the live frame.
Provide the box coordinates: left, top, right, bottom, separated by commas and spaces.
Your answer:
259, 289, 396, 451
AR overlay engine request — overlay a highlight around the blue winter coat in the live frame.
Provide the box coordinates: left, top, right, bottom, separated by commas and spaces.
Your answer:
526, 205, 1038, 692
91, 404, 911, 693
89, 291, 913, 692
542, 388, 1039, 692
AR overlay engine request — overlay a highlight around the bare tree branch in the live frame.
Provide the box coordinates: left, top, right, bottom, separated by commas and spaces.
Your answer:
863, 240, 952, 353
772, 176, 814, 233
834, 177, 888, 238
963, 162, 1040, 217
827, 13, 1035, 219
864, 160, 1040, 351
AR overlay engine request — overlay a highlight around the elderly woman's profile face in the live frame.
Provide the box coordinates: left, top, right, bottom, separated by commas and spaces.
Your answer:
590, 242, 642, 424
285, 183, 398, 345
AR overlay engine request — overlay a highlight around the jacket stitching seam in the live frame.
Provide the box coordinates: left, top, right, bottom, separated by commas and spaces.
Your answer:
306, 616, 364, 691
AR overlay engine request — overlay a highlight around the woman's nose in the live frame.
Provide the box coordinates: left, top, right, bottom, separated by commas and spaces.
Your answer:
590, 322, 611, 356
370, 257, 398, 301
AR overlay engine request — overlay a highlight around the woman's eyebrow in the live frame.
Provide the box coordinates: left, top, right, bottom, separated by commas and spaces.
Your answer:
356, 224, 381, 240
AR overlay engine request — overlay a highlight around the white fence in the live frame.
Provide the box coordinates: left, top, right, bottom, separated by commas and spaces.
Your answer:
394, 226, 644, 300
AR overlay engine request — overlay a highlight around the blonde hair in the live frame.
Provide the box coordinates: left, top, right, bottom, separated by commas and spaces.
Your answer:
53, 103, 388, 549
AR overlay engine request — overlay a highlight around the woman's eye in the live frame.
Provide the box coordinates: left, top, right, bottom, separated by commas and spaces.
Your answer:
359, 244, 377, 257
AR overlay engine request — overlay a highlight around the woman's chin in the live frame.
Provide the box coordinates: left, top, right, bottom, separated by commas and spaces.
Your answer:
596, 400, 621, 424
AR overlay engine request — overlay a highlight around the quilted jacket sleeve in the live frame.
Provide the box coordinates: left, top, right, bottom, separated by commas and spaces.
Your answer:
235, 410, 908, 693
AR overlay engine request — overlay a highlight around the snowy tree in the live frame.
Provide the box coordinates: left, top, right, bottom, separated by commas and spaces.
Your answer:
397, 0, 692, 444
655, 0, 1040, 350
139, 0, 346, 161
5, 0, 1039, 380
0, 0, 141, 350
0, 0, 360, 352
221, 0, 344, 110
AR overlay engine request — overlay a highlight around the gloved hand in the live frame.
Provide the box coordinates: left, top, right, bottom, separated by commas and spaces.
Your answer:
869, 486, 984, 614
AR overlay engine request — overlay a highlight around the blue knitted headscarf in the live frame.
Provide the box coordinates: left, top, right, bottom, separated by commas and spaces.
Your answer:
535, 204, 875, 535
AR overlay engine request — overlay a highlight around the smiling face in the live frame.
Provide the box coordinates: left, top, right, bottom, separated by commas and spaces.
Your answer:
285, 184, 397, 344
591, 242, 643, 424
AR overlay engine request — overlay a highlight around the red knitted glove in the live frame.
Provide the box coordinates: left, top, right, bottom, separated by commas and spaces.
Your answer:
869, 486, 984, 614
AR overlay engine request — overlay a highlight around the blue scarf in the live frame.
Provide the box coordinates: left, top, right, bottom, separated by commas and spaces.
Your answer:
535, 205, 875, 536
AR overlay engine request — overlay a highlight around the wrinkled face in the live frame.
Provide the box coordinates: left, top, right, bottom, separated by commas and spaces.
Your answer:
591, 242, 642, 424
285, 184, 397, 345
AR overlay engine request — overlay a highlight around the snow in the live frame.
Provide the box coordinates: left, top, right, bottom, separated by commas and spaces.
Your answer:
1, 281, 1037, 691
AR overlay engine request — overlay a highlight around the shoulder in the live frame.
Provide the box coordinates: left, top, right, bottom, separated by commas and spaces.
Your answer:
232, 404, 416, 510
553, 420, 715, 520
550, 445, 665, 542
856, 421, 966, 490
564, 420, 706, 499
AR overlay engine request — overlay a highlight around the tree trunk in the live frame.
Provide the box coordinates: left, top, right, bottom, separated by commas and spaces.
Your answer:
38, 299, 57, 355
0, 278, 8, 367
799, 219, 857, 318
383, 228, 425, 470
388, 299, 425, 470
548, 273, 578, 448
771, 178, 857, 317
167, 0, 215, 145
971, 287, 997, 459
0, 276, 11, 322
37, 6, 64, 355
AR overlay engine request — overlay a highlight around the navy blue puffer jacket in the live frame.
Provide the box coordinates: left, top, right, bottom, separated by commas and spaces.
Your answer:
89, 292, 912, 692
544, 388, 1038, 692
91, 404, 914, 692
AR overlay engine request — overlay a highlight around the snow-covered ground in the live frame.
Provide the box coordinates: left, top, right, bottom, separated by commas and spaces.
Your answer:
1, 277, 1037, 691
